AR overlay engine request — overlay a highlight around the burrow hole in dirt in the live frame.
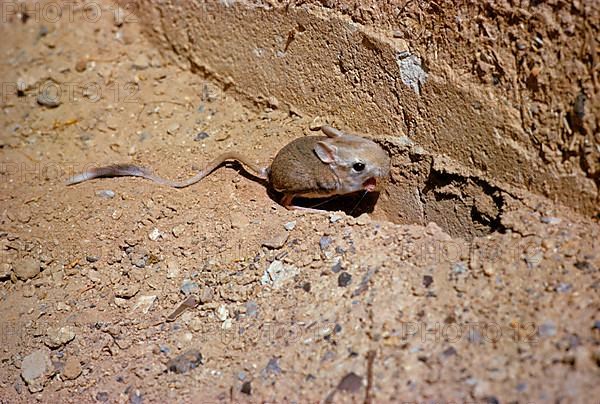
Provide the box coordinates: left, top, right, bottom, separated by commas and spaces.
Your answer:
298, 143, 506, 241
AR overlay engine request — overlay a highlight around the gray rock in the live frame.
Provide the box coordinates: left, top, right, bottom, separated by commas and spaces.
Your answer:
541, 216, 561, 225
21, 348, 53, 393
129, 389, 143, 404
96, 189, 115, 199
337, 372, 363, 392
261, 260, 298, 288
86, 255, 100, 263
180, 279, 200, 296
329, 213, 343, 223
167, 349, 203, 374
396, 53, 427, 95
45, 326, 76, 348
452, 262, 467, 274
13, 257, 40, 280
194, 131, 209, 141
36, 87, 61, 108
319, 236, 332, 251
338, 271, 352, 287
262, 357, 281, 377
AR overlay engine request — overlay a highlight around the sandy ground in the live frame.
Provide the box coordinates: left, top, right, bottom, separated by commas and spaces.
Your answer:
0, 1, 599, 403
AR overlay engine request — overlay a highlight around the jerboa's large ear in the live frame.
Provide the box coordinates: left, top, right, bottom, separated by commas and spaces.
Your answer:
314, 140, 338, 163
320, 125, 345, 138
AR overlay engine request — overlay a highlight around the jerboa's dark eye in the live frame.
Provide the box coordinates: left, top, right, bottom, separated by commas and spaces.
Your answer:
353, 162, 366, 172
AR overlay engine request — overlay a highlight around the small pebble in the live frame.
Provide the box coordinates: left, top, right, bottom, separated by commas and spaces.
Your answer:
148, 228, 162, 241
132, 54, 150, 70
329, 213, 343, 223
230, 212, 249, 229
199, 286, 214, 304
37, 87, 61, 108
167, 349, 203, 374
423, 275, 434, 288
337, 372, 363, 392
61, 357, 82, 380
262, 232, 288, 249
194, 131, 209, 141
261, 260, 299, 288
308, 117, 324, 130
267, 95, 279, 109
338, 271, 352, 287
129, 389, 143, 404
13, 257, 41, 280
86, 255, 99, 263
263, 357, 281, 376
0, 263, 12, 279
180, 280, 200, 296
241, 381, 252, 395
441, 346, 457, 358
166, 122, 180, 135
319, 236, 332, 251
132, 295, 157, 314
452, 262, 467, 274
555, 283, 572, 293
166, 260, 180, 279
539, 321, 557, 337
355, 213, 370, 225
216, 305, 229, 321
541, 216, 561, 225
284, 221, 296, 231
482, 263, 494, 276
45, 326, 76, 348
172, 224, 186, 238
96, 392, 109, 402
331, 258, 343, 273
75, 59, 87, 72
114, 284, 139, 299
96, 189, 115, 199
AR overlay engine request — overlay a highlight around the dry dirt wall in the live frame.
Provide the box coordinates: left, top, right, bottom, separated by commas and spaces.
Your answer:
118, 0, 599, 220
